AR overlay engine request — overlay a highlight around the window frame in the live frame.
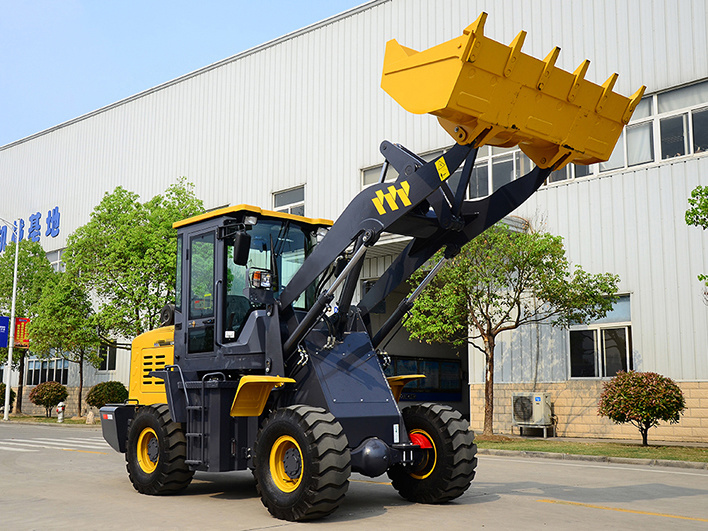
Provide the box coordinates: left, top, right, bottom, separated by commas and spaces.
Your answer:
98, 343, 117, 372
273, 185, 305, 216
25, 357, 69, 386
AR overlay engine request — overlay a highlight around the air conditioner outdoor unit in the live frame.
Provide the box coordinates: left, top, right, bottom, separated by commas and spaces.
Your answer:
512, 393, 551, 426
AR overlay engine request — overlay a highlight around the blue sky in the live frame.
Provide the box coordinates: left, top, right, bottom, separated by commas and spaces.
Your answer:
0, 1, 366, 147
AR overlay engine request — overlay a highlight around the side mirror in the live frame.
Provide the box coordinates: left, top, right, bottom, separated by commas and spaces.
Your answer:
233, 230, 251, 266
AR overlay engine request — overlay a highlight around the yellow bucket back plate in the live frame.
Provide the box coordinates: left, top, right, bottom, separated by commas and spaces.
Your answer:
381, 12, 645, 169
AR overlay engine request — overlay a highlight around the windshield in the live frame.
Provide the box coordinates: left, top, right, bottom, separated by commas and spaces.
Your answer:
224, 220, 316, 341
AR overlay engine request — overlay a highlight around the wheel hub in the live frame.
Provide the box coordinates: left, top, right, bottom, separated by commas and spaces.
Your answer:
282, 447, 302, 479
147, 436, 159, 463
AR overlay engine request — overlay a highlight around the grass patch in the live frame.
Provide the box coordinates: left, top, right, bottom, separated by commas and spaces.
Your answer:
8, 414, 89, 425
476, 436, 708, 463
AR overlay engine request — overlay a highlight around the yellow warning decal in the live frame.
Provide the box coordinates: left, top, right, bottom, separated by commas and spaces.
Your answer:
435, 157, 450, 181
372, 181, 411, 215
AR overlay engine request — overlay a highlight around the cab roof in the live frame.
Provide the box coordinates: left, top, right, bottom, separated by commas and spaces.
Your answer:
173, 204, 333, 229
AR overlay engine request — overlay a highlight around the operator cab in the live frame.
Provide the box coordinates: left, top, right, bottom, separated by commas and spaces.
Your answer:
172, 205, 332, 374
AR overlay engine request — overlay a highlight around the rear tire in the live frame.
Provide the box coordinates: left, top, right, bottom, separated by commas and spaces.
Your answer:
126, 404, 194, 495
254, 405, 350, 521
388, 403, 477, 503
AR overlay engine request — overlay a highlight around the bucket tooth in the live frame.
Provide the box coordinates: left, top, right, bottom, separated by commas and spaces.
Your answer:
622, 86, 647, 124
596, 73, 619, 113
568, 60, 590, 102
537, 47, 561, 90
504, 31, 527, 77
381, 12, 646, 169
462, 12, 488, 62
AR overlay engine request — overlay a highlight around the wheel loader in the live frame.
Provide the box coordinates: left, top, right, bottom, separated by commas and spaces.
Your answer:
100, 13, 644, 521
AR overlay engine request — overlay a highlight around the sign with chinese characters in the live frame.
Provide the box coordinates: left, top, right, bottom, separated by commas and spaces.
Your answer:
0, 316, 29, 348
0, 206, 61, 253
13, 317, 30, 348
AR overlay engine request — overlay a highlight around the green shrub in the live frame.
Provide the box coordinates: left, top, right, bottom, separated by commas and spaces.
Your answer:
29, 381, 68, 417
0, 382, 16, 413
86, 381, 128, 409
598, 371, 685, 446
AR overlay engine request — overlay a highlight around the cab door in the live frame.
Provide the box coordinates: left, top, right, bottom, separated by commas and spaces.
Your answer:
186, 231, 216, 355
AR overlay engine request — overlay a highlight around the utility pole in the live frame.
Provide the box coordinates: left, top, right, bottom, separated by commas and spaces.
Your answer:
1, 217, 20, 421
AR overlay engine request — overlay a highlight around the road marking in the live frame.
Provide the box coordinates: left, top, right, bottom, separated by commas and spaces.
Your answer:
62, 448, 107, 455
0, 439, 109, 453
35, 437, 110, 449
351, 479, 392, 486
536, 499, 708, 522
0, 446, 39, 452
12, 438, 108, 449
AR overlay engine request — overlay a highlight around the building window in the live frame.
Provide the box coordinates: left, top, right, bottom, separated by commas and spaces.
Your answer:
362, 150, 443, 188
569, 295, 633, 378
273, 186, 305, 216
600, 79, 708, 170
383, 355, 462, 402
26, 358, 69, 385
99, 344, 117, 371
46, 248, 65, 273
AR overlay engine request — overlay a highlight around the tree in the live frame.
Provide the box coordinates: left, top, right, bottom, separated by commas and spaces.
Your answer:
598, 371, 685, 446
86, 381, 128, 410
28, 380, 68, 417
29, 272, 103, 416
0, 239, 54, 413
686, 185, 708, 294
405, 222, 619, 435
64, 178, 204, 341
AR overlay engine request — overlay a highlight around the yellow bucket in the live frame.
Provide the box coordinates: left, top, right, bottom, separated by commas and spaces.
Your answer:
381, 12, 645, 169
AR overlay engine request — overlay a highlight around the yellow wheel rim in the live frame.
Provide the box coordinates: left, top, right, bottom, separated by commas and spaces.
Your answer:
137, 427, 159, 474
410, 429, 437, 480
269, 435, 303, 493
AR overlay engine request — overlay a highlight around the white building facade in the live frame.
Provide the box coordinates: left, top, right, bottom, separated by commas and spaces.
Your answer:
1, 0, 707, 439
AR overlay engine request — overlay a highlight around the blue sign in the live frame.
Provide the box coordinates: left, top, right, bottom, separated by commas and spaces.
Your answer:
0, 316, 9, 349
0, 206, 61, 253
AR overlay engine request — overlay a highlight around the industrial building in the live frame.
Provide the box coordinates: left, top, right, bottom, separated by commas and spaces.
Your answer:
1, 0, 707, 440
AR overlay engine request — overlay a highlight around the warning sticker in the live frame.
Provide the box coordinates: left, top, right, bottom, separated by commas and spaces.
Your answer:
435, 157, 450, 181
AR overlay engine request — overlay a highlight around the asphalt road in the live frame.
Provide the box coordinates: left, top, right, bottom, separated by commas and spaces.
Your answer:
1, 422, 708, 530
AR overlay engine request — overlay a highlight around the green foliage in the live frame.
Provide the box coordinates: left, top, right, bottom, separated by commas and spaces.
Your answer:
685, 185, 708, 285
28, 381, 68, 417
86, 380, 129, 409
0, 239, 54, 367
29, 272, 102, 366
64, 178, 204, 338
598, 371, 686, 446
686, 185, 708, 230
0, 382, 16, 412
406, 223, 619, 348
405, 222, 619, 435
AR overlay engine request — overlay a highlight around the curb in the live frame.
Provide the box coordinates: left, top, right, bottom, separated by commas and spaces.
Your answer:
477, 448, 708, 470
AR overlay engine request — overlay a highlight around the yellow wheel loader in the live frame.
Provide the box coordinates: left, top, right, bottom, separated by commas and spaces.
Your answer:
100, 13, 643, 521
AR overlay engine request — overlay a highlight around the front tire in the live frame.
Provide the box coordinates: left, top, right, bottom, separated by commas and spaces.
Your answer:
388, 403, 477, 503
254, 405, 350, 521
125, 404, 194, 495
